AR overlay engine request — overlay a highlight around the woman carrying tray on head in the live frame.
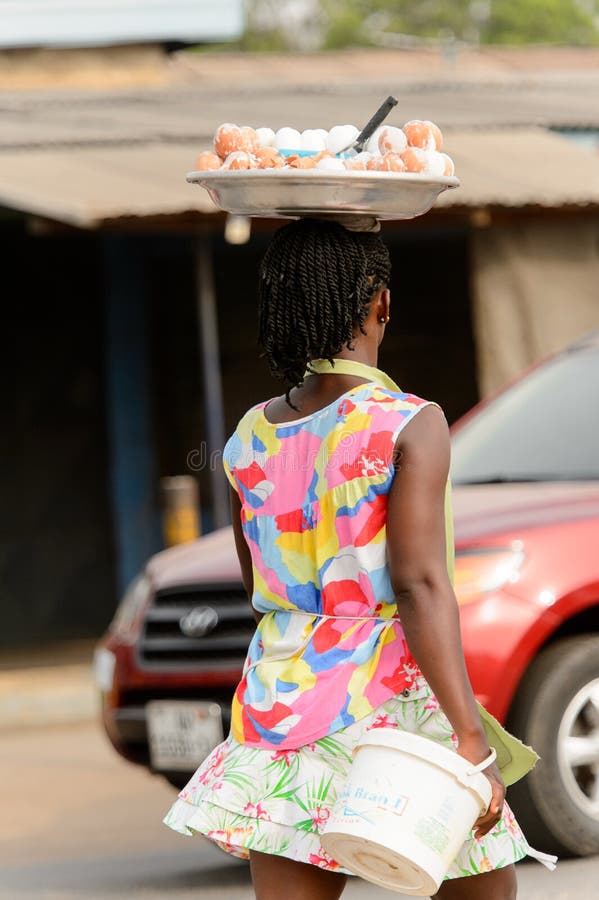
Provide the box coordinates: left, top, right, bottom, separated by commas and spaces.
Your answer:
164, 218, 548, 899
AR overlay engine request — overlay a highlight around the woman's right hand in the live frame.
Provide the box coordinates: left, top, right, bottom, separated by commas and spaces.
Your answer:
457, 738, 506, 838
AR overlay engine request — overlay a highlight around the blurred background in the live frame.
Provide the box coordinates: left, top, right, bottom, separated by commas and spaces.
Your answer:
1, 2, 599, 898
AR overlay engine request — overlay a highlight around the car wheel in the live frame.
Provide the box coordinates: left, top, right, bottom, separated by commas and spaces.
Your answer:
507, 634, 599, 856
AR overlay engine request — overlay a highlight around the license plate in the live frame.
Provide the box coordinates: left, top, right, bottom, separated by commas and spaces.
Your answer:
146, 700, 223, 772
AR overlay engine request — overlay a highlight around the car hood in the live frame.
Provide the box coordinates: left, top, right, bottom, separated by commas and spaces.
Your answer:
146, 482, 599, 589
146, 527, 241, 590
452, 481, 599, 544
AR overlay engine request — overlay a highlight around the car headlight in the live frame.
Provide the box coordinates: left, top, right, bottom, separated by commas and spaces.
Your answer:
454, 546, 525, 606
93, 647, 116, 693
110, 574, 151, 639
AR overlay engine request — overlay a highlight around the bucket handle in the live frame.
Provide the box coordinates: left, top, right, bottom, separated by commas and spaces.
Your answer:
465, 747, 497, 775
457, 748, 497, 810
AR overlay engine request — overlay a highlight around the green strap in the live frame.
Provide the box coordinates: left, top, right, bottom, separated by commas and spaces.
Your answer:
306, 358, 454, 583
306, 357, 397, 388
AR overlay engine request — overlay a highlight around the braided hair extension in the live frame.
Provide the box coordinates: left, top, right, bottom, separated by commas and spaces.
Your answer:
258, 218, 391, 405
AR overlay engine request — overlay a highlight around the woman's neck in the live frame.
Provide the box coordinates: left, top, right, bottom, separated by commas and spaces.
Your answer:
334, 343, 379, 368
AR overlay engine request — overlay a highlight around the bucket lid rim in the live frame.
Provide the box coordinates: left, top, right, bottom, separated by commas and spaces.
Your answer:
355, 729, 492, 810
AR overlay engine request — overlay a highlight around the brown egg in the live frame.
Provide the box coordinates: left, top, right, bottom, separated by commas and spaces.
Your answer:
440, 152, 455, 176
377, 126, 407, 154
403, 120, 443, 152
314, 150, 334, 163
400, 148, 428, 173
240, 126, 260, 154
344, 152, 373, 171
366, 155, 384, 171
221, 151, 255, 170
287, 154, 318, 169
194, 151, 222, 171
255, 147, 285, 169
379, 152, 407, 172
214, 123, 244, 159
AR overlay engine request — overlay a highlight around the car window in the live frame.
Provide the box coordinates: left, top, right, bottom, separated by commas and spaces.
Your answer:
451, 345, 599, 484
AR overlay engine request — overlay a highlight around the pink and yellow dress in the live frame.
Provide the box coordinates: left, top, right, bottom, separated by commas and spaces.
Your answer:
163, 360, 551, 878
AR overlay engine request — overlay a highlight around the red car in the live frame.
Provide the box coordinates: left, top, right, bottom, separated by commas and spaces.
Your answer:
94, 331, 599, 856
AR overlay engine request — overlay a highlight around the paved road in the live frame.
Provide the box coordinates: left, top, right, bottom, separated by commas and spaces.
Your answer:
1, 722, 596, 899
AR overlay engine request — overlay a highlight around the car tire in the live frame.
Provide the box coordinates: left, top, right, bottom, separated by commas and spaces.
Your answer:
507, 634, 599, 857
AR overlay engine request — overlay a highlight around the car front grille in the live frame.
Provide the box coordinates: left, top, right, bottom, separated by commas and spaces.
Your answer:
138, 582, 255, 669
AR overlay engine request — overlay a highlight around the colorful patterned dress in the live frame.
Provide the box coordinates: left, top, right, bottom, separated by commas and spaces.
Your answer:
163, 364, 551, 879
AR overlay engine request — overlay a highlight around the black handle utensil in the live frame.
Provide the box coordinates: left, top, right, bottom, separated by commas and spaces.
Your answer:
341, 95, 398, 156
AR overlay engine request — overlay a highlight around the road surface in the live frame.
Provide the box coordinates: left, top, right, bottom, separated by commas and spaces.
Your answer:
1, 721, 596, 899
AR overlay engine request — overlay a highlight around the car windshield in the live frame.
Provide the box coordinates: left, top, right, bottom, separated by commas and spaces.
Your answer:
451, 341, 599, 484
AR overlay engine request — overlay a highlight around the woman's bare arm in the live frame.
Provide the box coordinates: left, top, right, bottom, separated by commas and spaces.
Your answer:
229, 486, 263, 625
387, 405, 504, 835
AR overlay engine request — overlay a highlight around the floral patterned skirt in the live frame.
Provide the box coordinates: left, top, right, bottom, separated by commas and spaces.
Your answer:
163, 687, 549, 880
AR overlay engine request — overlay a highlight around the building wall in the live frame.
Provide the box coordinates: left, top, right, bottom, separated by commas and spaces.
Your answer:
471, 217, 599, 396
1, 220, 116, 647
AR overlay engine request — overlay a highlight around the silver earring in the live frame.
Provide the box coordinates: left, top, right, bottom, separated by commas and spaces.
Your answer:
379, 316, 389, 324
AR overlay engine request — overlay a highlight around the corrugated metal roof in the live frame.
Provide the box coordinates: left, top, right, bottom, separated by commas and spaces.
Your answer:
1, 63, 599, 155
170, 48, 599, 131
0, 143, 214, 226
0, 129, 597, 228
439, 129, 599, 209
173, 45, 599, 83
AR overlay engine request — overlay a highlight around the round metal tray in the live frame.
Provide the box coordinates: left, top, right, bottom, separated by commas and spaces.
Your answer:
186, 169, 460, 220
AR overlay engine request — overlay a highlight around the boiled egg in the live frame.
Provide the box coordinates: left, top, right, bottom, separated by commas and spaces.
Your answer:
255, 147, 285, 169
403, 120, 443, 152
287, 155, 318, 169
400, 148, 428, 173
256, 127, 276, 148
214, 123, 244, 159
439, 153, 455, 176
344, 151, 374, 171
378, 126, 408, 154
239, 126, 260, 154
326, 125, 359, 155
316, 156, 346, 171
379, 151, 408, 172
365, 126, 385, 155
301, 129, 328, 152
274, 127, 302, 150
221, 150, 255, 170
194, 151, 222, 171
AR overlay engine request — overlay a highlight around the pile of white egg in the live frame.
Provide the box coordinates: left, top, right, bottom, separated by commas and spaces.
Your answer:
194, 121, 455, 176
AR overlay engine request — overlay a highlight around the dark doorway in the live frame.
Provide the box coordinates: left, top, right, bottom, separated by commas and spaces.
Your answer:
1, 219, 116, 647
380, 224, 477, 424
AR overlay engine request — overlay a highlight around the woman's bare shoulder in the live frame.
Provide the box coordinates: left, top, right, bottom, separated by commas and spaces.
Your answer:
392, 403, 450, 473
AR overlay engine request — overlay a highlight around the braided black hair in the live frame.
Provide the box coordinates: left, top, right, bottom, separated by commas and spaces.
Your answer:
258, 218, 391, 403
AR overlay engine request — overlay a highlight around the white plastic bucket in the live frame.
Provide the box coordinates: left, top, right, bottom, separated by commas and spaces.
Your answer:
321, 729, 494, 896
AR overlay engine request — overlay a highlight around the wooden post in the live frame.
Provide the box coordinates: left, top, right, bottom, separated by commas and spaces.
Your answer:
194, 236, 229, 529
